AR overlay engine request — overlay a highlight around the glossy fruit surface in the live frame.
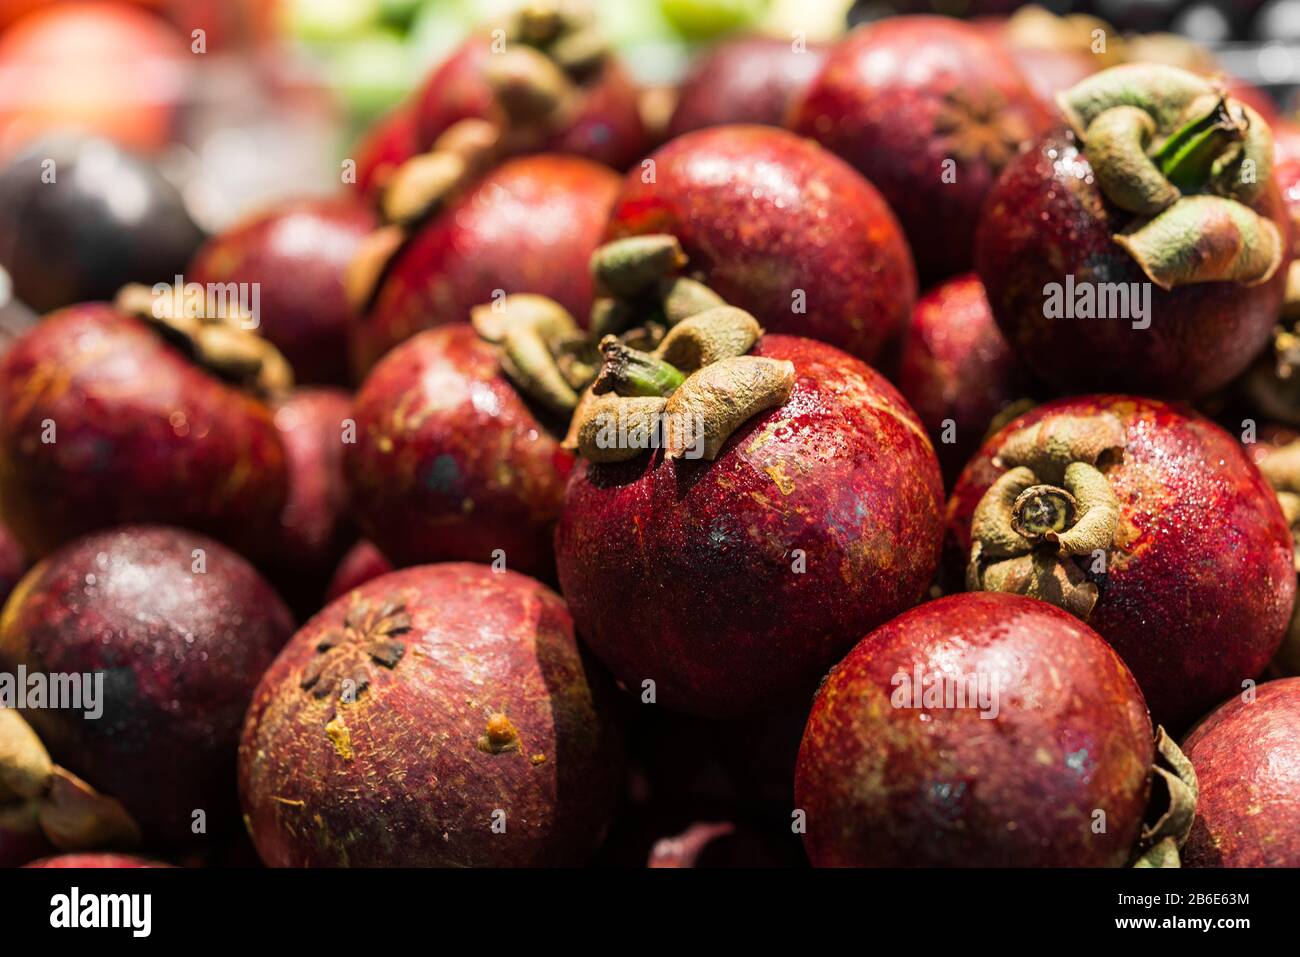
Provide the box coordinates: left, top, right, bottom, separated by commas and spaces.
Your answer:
605, 125, 916, 363
948, 396, 1294, 730
791, 16, 1052, 281
239, 563, 622, 867
1182, 677, 1300, 867
0, 304, 287, 559
795, 592, 1153, 867
556, 334, 944, 717
187, 196, 376, 386
347, 324, 570, 578
666, 35, 826, 138
354, 154, 619, 374
896, 273, 1026, 485
0, 136, 204, 313
976, 126, 1290, 399
0, 526, 293, 846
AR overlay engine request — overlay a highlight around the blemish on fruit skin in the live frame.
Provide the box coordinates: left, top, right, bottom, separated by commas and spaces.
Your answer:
477, 712, 519, 754
325, 715, 354, 761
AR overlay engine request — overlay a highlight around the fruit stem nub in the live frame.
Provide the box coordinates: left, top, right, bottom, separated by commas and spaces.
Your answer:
591, 335, 685, 398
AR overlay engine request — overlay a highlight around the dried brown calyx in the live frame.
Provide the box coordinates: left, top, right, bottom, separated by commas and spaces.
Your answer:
0, 708, 140, 854
470, 294, 595, 416
348, 2, 613, 311
561, 235, 794, 464
1131, 727, 1199, 868
1058, 64, 1282, 289
967, 413, 1126, 620
114, 283, 293, 400
935, 88, 1032, 171
299, 595, 411, 704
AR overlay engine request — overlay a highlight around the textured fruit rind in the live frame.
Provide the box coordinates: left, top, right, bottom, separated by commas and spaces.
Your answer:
605, 126, 916, 364
1182, 677, 1300, 867
239, 563, 622, 867
346, 324, 571, 577
795, 592, 1154, 867
947, 395, 1295, 730
0, 526, 293, 845
0, 305, 287, 559
555, 334, 944, 717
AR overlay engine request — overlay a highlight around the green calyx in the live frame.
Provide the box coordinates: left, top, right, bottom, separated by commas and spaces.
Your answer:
471, 294, 586, 414
114, 283, 294, 400
563, 235, 794, 463
967, 413, 1126, 621
1131, 727, 1199, 868
1058, 64, 1281, 288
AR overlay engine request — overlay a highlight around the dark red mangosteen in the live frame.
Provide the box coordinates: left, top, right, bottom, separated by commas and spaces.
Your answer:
348, 153, 620, 375
896, 273, 1032, 486
795, 592, 1157, 867
0, 527, 294, 849
0, 299, 290, 560
666, 35, 827, 138
976, 64, 1290, 399
186, 196, 377, 386
603, 124, 916, 364
0, 135, 205, 314
347, 314, 574, 579
412, 3, 646, 172
325, 540, 393, 603
1182, 677, 1300, 867
948, 396, 1294, 731
239, 563, 622, 867
790, 16, 1052, 282
555, 288, 944, 716
265, 388, 356, 618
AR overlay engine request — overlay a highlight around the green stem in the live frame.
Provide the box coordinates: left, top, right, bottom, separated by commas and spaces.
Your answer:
592, 336, 685, 398
1153, 97, 1244, 194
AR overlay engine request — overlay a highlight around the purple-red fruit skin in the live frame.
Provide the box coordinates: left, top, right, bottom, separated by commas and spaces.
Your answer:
325, 540, 393, 603
187, 197, 377, 386
354, 155, 619, 374
791, 17, 1052, 282
0, 526, 294, 846
896, 273, 1023, 485
347, 324, 571, 578
667, 36, 827, 138
239, 563, 622, 867
1182, 678, 1300, 867
414, 36, 647, 171
555, 335, 944, 718
976, 127, 1291, 399
266, 387, 356, 616
0, 304, 287, 560
796, 592, 1154, 867
947, 396, 1295, 731
605, 125, 916, 364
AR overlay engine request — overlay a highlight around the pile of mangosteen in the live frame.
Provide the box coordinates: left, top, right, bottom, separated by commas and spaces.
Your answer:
3, 0, 1300, 872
